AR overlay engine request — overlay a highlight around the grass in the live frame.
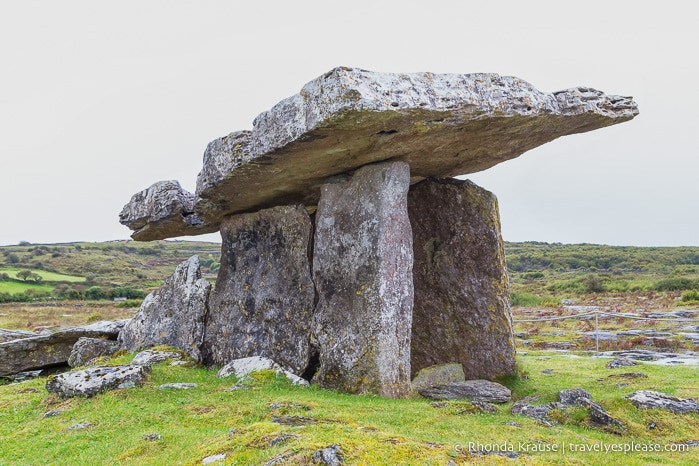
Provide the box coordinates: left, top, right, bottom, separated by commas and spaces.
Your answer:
0, 302, 137, 331
0, 352, 697, 465
0, 281, 54, 295
0, 268, 86, 283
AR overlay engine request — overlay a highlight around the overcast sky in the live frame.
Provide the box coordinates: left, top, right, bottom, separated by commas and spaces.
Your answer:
1, 1, 696, 247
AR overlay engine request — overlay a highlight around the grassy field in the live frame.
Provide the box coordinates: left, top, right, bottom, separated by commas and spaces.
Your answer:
0, 267, 86, 283
0, 281, 54, 295
0, 351, 697, 465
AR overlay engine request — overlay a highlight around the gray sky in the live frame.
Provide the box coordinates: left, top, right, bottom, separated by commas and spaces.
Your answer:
1, 1, 696, 247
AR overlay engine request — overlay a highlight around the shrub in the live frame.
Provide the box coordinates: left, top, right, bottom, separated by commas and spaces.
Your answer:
681, 290, 699, 303
654, 277, 696, 291
582, 274, 605, 293
510, 292, 544, 307
85, 286, 108, 300
110, 287, 146, 300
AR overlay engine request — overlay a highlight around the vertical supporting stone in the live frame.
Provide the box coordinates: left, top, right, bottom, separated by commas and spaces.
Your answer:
312, 161, 413, 398
408, 178, 516, 380
201, 205, 315, 375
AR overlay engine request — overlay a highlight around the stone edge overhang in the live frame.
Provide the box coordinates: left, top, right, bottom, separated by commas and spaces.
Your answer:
120, 67, 638, 241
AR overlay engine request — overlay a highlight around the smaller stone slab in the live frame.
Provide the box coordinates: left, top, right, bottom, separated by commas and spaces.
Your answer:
418, 380, 511, 403
606, 357, 638, 369
131, 350, 182, 366
68, 338, 119, 367
626, 390, 699, 413
217, 356, 309, 386
0, 320, 127, 376
118, 256, 211, 362
46, 365, 150, 398
411, 363, 465, 393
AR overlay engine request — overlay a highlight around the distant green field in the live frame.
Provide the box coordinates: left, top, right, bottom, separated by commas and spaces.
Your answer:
0, 281, 54, 294
0, 268, 85, 283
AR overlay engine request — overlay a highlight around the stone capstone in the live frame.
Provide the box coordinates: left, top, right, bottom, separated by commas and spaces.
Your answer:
201, 205, 315, 375
68, 337, 120, 367
626, 390, 699, 413
0, 328, 37, 343
312, 161, 413, 397
118, 256, 211, 361
45, 365, 150, 398
408, 178, 515, 379
0, 320, 127, 376
418, 380, 511, 403
120, 67, 638, 241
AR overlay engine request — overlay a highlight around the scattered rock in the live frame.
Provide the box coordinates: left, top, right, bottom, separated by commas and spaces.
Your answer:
559, 388, 593, 406
410, 363, 465, 393
224, 385, 250, 392
271, 415, 318, 426
263, 452, 294, 466
43, 409, 64, 418
0, 320, 127, 376
542, 369, 553, 375
67, 422, 95, 431
46, 365, 150, 398
68, 338, 119, 367
158, 383, 198, 390
511, 398, 561, 427
142, 433, 162, 441
607, 372, 647, 380
503, 421, 522, 428
269, 402, 311, 411
408, 179, 515, 381
18, 387, 39, 394
312, 445, 344, 465
201, 205, 315, 375
4, 370, 43, 382
131, 350, 182, 366
626, 391, 699, 414
606, 357, 638, 369
217, 356, 309, 386
118, 256, 211, 362
583, 331, 617, 341
418, 380, 511, 403
268, 434, 299, 447
312, 162, 413, 398
202, 453, 227, 465
170, 360, 195, 367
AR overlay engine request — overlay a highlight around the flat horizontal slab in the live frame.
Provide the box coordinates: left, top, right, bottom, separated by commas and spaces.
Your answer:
120, 67, 638, 240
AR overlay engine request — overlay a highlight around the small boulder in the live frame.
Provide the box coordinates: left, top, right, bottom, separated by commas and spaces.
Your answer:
118, 256, 211, 362
511, 398, 561, 427
559, 388, 593, 406
606, 357, 638, 369
217, 356, 309, 386
312, 445, 344, 465
626, 390, 699, 414
131, 350, 182, 366
411, 363, 465, 393
418, 380, 511, 403
46, 365, 150, 398
158, 383, 197, 390
68, 338, 119, 367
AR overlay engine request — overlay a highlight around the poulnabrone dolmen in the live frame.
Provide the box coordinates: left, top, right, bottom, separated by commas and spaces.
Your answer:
119, 67, 638, 398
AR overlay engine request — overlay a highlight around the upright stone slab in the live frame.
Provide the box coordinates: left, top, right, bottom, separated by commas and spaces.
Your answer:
118, 256, 211, 362
408, 178, 516, 380
312, 161, 413, 398
201, 205, 315, 375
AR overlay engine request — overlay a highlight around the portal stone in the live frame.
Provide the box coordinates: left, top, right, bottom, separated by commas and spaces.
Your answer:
201, 205, 315, 375
408, 178, 516, 380
118, 256, 211, 361
312, 161, 413, 398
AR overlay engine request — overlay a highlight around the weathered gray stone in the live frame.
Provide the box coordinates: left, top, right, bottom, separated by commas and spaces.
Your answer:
0, 321, 127, 376
408, 178, 515, 380
606, 357, 638, 369
626, 390, 699, 413
312, 445, 344, 465
511, 397, 562, 427
418, 380, 511, 403
0, 328, 37, 343
201, 205, 315, 374
312, 162, 413, 398
68, 337, 119, 367
118, 256, 210, 361
121, 67, 638, 241
559, 388, 593, 406
411, 363, 465, 393
119, 180, 209, 241
131, 350, 182, 366
45, 365, 150, 398
158, 383, 197, 390
217, 356, 309, 386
